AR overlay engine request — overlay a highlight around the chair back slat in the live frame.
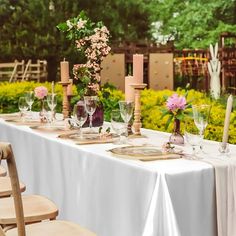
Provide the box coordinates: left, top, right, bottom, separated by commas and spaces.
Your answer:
0, 142, 26, 236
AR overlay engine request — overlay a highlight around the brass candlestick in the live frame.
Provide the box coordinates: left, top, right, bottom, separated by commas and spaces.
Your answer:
59, 81, 70, 119
130, 83, 147, 136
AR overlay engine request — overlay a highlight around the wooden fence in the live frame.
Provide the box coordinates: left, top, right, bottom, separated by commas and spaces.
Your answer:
0, 59, 47, 82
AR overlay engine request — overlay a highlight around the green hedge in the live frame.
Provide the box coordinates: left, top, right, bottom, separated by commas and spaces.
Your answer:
0, 82, 235, 144
0, 81, 65, 113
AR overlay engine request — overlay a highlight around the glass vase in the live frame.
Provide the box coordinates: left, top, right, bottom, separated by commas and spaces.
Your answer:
169, 118, 184, 144
39, 99, 47, 122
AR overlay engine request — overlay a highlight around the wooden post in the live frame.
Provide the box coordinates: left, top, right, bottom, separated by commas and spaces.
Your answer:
130, 83, 147, 136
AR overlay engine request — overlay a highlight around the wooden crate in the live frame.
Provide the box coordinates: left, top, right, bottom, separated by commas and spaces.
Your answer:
101, 54, 125, 92
149, 53, 174, 90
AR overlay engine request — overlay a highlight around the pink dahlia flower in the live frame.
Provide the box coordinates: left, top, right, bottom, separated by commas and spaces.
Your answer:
166, 93, 186, 111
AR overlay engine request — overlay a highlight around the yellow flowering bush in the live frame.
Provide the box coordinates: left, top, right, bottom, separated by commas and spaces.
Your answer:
141, 88, 236, 144
0, 82, 235, 144
0, 81, 65, 113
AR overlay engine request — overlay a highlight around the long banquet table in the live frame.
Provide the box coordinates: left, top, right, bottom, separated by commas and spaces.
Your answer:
1, 117, 234, 236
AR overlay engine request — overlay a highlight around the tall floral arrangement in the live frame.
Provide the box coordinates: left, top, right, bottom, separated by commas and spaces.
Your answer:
57, 11, 111, 97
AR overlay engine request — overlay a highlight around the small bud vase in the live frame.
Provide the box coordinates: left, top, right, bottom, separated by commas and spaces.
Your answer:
169, 118, 184, 144
39, 99, 47, 123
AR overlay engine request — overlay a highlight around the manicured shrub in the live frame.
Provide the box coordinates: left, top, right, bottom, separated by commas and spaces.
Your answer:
0, 82, 235, 144
0, 81, 64, 113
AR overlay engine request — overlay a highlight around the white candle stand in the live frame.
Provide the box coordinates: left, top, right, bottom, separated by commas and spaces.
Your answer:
130, 83, 147, 136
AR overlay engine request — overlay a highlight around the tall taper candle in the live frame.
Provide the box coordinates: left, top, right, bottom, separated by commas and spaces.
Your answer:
125, 75, 136, 102
222, 95, 233, 147
133, 54, 143, 84
60, 59, 69, 82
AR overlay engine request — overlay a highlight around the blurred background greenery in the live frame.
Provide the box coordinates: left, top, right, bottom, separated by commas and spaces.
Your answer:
0, 0, 235, 82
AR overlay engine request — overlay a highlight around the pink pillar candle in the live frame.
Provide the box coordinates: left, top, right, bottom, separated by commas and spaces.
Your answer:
125, 75, 136, 102
60, 59, 69, 82
133, 54, 143, 84
67, 79, 73, 96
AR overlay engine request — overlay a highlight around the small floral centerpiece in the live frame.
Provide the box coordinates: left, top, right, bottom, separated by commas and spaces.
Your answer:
34, 86, 48, 100
34, 86, 48, 120
162, 93, 191, 144
57, 11, 111, 97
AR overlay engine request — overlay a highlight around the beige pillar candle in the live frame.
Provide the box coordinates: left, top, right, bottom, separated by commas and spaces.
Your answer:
133, 54, 143, 84
125, 75, 136, 102
222, 94, 233, 146
60, 59, 69, 82
67, 79, 73, 96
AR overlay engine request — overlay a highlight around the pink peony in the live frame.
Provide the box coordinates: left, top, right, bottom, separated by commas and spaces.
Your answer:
34, 86, 48, 100
166, 93, 186, 112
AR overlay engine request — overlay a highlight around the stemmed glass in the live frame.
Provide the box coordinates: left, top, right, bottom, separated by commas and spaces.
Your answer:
118, 101, 134, 138
25, 91, 34, 119
46, 94, 57, 124
111, 110, 126, 144
18, 97, 29, 122
192, 104, 211, 154
184, 117, 202, 158
84, 96, 97, 132
73, 103, 88, 139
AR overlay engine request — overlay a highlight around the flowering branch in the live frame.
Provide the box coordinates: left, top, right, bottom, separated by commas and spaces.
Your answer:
57, 11, 111, 97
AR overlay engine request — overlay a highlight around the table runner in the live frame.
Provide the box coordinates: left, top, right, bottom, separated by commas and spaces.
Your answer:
203, 156, 236, 236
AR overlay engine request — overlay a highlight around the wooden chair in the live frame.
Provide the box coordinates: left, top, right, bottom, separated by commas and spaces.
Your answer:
0, 142, 96, 236
0, 177, 26, 198
0, 147, 58, 229
0, 165, 7, 177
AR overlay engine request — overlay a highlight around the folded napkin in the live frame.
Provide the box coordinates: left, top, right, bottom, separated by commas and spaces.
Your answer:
203, 157, 236, 236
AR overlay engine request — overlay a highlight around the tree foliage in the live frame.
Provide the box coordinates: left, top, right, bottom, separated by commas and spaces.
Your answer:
150, 0, 236, 49
0, 0, 153, 80
0, 0, 235, 81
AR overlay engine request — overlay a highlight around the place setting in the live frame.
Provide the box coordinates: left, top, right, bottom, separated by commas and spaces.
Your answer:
58, 97, 120, 144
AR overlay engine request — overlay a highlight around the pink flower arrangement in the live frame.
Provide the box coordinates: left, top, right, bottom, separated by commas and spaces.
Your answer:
162, 93, 191, 129
166, 93, 186, 112
34, 86, 48, 100
57, 11, 111, 96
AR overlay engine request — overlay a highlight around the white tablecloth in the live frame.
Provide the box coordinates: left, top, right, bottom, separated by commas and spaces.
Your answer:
1, 119, 234, 236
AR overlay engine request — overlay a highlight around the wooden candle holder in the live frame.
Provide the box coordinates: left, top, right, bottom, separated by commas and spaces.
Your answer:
59, 82, 70, 119
130, 83, 147, 136
67, 95, 75, 118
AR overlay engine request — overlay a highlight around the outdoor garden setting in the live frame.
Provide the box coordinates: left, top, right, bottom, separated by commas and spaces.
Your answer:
0, 1, 236, 236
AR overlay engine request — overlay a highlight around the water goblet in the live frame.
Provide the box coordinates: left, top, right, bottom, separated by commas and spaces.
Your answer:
46, 94, 57, 124
110, 110, 126, 144
192, 104, 211, 154
73, 103, 88, 139
184, 117, 202, 159
25, 91, 34, 119
118, 101, 134, 137
18, 97, 29, 122
84, 96, 97, 132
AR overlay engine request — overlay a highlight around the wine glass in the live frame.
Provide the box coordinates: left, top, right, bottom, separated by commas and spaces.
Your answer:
18, 97, 29, 122
184, 117, 202, 159
84, 96, 97, 132
46, 94, 57, 124
25, 91, 34, 119
192, 104, 211, 154
118, 101, 134, 137
73, 103, 88, 139
111, 110, 126, 144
